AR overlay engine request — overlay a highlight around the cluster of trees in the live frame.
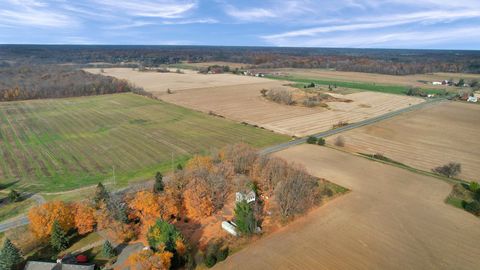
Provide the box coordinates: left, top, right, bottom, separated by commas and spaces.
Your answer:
462, 181, 480, 216
0, 65, 144, 101
306, 136, 325, 146
262, 88, 294, 105
8, 144, 333, 269
3, 45, 479, 75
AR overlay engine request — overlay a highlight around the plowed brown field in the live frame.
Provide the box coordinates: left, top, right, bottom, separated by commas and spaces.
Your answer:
216, 145, 480, 270
327, 102, 480, 181
88, 68, 424, 137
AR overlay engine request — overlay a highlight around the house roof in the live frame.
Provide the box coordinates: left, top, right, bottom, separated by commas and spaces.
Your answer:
24, 261, 95, 270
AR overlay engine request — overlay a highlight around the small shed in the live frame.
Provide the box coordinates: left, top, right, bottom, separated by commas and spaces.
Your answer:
222, 221, 238, 236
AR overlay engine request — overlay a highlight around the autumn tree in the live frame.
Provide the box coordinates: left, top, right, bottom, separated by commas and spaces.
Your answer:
28, 201, 74, 239
0, 239, 22, 270
186, 155, 214, 171
94, 182, 109, 207
50, 220, 69, 252
183, 178, 214, 219
74, 203, 96, 235
126, 249, 173, 270
153, 172, 164, 193
275, 165, 320, 219
147, 220, 183, 253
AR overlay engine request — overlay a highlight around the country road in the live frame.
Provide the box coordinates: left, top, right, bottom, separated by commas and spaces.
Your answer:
260, 98, 446, 155
0, 97, 445, 233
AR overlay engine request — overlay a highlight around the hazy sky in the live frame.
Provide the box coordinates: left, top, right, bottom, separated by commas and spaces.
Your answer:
1, 0, 479, 49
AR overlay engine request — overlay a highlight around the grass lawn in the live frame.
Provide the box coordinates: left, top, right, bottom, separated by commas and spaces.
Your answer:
0, 93, 289, 192
0, 198, 34, 221
267, 75, 446, 95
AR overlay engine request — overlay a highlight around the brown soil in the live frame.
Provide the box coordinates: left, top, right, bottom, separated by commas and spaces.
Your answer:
216, 145, 480, 270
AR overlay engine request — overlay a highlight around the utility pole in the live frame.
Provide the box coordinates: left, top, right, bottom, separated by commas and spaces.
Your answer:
112, 165, 116, 187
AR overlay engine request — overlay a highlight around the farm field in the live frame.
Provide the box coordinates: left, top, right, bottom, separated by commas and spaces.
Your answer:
0, 93, 288, 192
217, 145, 480, 270
85, 67, 269, 93
269, 68, 480, 90
161, 81, 424, 137
87, 68, 425, 137
327, 102, 480, 181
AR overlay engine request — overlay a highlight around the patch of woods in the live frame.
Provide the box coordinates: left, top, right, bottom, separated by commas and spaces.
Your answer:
447, 181, 480, 217
260, 88, 352, 108
1, 144, 344, 270
0, 65, 146, 102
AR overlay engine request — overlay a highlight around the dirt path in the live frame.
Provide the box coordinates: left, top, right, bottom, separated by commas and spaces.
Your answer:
216, 145, 480, 270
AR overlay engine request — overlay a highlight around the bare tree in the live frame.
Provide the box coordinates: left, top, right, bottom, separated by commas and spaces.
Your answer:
334, 136, 345, 147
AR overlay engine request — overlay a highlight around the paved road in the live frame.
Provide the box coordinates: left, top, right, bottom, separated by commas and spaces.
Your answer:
260, 98, 446, 155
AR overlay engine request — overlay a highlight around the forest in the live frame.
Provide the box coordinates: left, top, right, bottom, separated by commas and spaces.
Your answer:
1, 45, 480, 75
0, 65, 144, 101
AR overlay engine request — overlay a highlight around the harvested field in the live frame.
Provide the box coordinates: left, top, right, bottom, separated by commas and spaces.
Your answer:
217, 145, 480, 270
273, 68, 480, 89
85, 68, 269, 93
161, 83, 424, 137
0, 93, 288, 192
327, 102, 480, 181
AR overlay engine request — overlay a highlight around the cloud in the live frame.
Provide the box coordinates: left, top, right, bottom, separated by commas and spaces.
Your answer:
91, 0, 197, 18
224, 6, 277, 20
0, 0, 73, 28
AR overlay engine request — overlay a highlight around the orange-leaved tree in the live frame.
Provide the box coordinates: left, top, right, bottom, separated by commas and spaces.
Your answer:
126, 249, 173, 270
28, 201, 74, 239
74, 203, 96, 235
183, 178, 214, 219
186, 155, 214, 171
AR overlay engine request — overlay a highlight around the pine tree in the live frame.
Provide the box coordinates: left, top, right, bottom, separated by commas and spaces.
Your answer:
102, 240, 116, 258
94, 182, 109, 207
7, 190, 20, 203
0, 238, 22, 270
153, 172, 164, 193
234, 200, 256, 235
50, 220, 69, 252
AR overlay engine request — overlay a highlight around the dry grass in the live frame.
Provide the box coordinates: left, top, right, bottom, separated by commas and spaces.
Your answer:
85, 68, 268, 93
274, 68, 480, 89
327, 102, 480, 181
216, 145, 480, 270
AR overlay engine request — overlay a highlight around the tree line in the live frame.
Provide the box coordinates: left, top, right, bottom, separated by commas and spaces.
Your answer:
0, 65, 144, 102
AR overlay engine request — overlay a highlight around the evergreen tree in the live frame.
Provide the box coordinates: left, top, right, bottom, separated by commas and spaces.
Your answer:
102, 240, 116, 258
7, 190, 20, 203
93, 182, 109, 207
153, 171, 164, 193
50, 220, 69, 252
0, 239, 22, 270
234, 200, 256, 235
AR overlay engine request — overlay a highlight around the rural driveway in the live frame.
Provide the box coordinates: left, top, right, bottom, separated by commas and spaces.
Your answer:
217, 145, 480, 270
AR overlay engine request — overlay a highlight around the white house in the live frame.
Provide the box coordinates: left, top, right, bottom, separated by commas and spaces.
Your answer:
432, 82, 442, 85
235, 191, 256, 203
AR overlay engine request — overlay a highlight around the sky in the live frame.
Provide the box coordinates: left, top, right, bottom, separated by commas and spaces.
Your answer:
0, 0, 479, 49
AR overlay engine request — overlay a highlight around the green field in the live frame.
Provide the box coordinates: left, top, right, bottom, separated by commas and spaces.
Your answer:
266, 75, 446, 95
0, 93, 289, 192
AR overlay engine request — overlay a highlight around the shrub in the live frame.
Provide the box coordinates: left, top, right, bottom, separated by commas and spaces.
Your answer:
8, 190, 20, 203
306, 136, 317, 144
216, 246, 229, 262
432, 162, 461, 178
204, 253, 217, 268
317, 138, 325, 146
266, 89, 294, 105
334, 136, 345, 147
469, 181, 479, 193
464, 201, 480, 216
